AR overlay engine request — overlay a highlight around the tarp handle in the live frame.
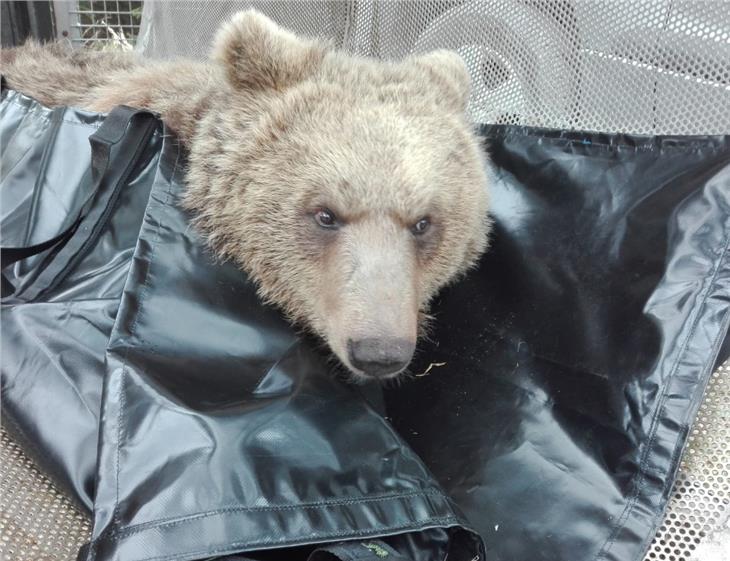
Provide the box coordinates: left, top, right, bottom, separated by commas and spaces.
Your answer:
0, 104, 159, 300
1, 222, 81, 296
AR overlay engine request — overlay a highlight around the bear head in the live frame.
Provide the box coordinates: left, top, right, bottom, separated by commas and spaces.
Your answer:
185, 10, 491, 382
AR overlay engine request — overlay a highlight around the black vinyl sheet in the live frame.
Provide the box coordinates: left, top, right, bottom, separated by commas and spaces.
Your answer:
1, 89, 729, 561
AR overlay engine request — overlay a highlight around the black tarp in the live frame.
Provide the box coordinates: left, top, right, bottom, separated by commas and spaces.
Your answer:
1, 88, 729, 561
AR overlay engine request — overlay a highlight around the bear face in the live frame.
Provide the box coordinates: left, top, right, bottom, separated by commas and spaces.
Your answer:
184, 11, 491, 382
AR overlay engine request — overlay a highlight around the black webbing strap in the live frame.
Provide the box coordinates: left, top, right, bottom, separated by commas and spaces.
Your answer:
1, 105, 159, 300
1, 220, 81, 296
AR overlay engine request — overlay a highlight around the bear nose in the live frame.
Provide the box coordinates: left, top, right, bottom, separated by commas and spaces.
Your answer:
347, 338, 416, 377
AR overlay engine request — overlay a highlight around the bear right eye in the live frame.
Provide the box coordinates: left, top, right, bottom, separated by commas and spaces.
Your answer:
314, 208, 339, 229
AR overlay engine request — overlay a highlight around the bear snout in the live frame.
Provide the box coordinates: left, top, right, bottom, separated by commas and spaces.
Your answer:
347, 337, 416, 378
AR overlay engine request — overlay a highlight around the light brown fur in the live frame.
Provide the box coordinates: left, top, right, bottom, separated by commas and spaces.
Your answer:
1, 11, 491, 381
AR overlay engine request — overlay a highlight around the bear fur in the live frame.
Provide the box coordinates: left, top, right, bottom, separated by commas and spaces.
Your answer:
1, 10, 491, 381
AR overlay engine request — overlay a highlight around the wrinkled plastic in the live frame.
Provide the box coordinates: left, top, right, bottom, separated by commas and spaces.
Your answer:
0, 90, 480, 561
1, 90, 729, 561
386, 126, 730, 561
1, 90, 160, 509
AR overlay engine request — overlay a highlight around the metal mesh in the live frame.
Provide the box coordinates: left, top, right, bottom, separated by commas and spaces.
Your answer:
135, 0, 730, 134
135, 1, 350, 61
53, 0, 143, 48
644, 360, 730, 561
0, 430, 91, 561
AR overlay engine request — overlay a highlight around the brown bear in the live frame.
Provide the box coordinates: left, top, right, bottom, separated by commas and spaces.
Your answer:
1, 10, 491, 381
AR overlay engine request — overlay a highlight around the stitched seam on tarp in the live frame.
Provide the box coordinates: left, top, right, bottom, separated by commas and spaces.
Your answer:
636, 240, 730, 558
594, 203, 730, 560
4, 96, 104, 128
105, 515, 460, 561
599, 226, 730, 559
112, 489, 449, 538
498, 135, 718, 154
480, 125, 729, 153
111, 139, 181, 529
0, 297, 123, 308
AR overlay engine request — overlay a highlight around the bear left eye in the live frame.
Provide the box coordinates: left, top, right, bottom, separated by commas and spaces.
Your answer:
412, 217, 431, 235
314, 208, 339, 229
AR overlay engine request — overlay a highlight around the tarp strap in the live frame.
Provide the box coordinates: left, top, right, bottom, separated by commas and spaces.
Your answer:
1, 220, 82, 296
0, 105, 158, 300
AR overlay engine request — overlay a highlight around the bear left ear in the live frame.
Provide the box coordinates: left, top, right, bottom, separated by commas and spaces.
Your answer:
212, 9, 329, 92
413, 50, 472, 112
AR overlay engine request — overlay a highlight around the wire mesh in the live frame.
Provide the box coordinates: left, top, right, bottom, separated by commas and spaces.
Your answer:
55, 0, 143, 49
136, 0, 730, 134
643, 361, 730, 561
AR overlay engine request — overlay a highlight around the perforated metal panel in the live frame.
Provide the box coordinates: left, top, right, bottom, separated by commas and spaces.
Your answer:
0, 430, 91, 561
135, 1, 350, 60
644, 361, 730, 561
136, 0, 730, 134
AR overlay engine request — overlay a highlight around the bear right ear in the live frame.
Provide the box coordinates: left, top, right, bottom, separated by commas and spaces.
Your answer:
413, 50, 472, 112
212, 10, 329, 92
